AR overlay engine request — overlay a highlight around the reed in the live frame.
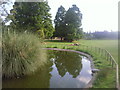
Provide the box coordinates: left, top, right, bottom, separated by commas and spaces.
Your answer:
2, 32, 47, 79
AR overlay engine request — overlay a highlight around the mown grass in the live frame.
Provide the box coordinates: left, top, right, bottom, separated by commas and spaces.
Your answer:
2, 32, 47, 79
44, 39, 117, 88
77, 40, 118, 62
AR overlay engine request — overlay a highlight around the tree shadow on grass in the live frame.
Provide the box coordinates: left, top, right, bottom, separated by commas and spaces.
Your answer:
45, 39, 72, 43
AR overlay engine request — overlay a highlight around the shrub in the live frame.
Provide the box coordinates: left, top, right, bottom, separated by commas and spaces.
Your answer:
2, 32, 47, 79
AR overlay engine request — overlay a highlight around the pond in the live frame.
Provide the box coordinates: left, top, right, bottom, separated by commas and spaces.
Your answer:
3, 50, 92, 88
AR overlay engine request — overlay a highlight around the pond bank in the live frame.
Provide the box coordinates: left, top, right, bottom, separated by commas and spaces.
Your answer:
43, 48, 97, 88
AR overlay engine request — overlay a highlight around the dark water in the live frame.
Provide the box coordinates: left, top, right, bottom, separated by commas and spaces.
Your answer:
3, 50, 92, 88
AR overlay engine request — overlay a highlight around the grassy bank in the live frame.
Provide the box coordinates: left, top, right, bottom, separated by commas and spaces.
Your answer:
44, 39, 117, 88
2, 32, 47, 79
77, 39, 119, 88
77, 40, 118, 62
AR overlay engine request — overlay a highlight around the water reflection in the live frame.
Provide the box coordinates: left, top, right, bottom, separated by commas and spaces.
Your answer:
48, 50, 92, 88
50, 50, 82, 78
3, 50, 92, 88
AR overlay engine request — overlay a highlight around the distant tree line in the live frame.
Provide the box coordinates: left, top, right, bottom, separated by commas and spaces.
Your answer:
53, 5, 83, 42
84, 31, 118, 40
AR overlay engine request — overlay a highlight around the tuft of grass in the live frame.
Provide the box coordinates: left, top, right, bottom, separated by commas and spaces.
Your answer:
2, 32, 47, 79
92, 68, 116, 88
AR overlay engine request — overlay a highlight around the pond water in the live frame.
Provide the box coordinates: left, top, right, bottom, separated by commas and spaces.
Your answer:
3, 50, 92, 88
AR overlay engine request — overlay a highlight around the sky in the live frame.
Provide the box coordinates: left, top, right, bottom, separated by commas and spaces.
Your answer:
3, 0, 119, 32
48, 0, 119, 32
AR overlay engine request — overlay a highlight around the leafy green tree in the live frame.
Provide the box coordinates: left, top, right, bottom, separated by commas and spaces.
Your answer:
8, 1, 54, 38
54, 5, 66, 41
64, 5, 83, 42
0, 0, 15, 34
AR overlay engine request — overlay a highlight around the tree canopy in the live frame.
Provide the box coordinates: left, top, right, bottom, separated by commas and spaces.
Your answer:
64, 5, 83, 42
8, 1, 54, 38
54, 5, 83, 42
54, 5, 66, 41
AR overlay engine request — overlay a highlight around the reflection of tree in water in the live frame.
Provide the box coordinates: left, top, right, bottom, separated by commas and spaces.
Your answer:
52, 50, 82, 78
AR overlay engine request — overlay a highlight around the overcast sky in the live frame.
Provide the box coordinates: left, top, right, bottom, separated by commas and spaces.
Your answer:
4, 0, 119, 32
48, 0, 119, 32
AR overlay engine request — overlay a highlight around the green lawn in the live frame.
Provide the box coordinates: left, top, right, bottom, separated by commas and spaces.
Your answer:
76, 40, 118, 62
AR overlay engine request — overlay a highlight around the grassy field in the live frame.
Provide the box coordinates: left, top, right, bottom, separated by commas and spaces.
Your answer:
44, 39, 118, 88
76, 40, 118, 62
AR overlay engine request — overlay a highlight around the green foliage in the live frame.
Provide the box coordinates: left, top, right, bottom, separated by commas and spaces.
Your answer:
64, 5, 83, 41
8, 1, 54, 38
2, 32, 47, 78
54, 6, 66, 40
54, 5, 83, 42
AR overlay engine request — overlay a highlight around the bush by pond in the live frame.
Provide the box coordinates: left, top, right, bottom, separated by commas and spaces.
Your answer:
2, 32, 47, 79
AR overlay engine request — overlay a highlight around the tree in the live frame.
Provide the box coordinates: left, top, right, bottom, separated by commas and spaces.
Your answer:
0, 0, 14, 34
64, 5, 83, 42
0, 0, 12, 22
8, 1, 54, 38
54, 5, 66, 41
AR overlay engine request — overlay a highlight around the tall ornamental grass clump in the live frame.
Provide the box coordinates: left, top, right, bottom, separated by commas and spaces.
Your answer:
2, 32, 47, 79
